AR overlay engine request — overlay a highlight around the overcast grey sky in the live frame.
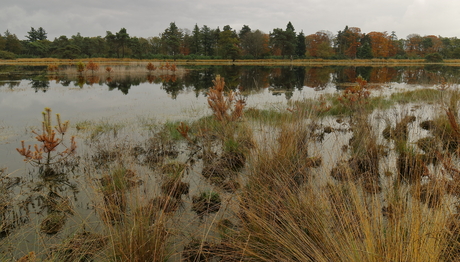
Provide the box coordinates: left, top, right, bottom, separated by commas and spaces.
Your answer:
1, 0, 459, 40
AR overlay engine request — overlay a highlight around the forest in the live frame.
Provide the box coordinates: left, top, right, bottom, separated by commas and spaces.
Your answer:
0, 22, 458, 61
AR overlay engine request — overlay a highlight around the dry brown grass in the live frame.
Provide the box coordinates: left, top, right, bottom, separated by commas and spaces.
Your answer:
227, 111, 458, 262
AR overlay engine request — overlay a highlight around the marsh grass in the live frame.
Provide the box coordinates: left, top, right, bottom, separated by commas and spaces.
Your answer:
5, 72, 460, 262
75, 119, 126, 140
244, 107, 292, 126
391, 88, 444, 104
227, 108, 459, 262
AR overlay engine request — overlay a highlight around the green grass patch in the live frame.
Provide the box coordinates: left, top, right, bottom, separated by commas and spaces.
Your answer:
75, 119, 125, 139
244, 107, 291, 125
163, 121, 185, 141
390, 88, 443, 104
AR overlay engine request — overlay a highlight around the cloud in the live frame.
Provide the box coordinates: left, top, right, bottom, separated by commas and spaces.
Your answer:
1, 0, 459, 40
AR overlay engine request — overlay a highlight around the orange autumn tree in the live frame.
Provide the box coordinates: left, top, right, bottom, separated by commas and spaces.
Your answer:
336, 26, 362, 59
368, 31, 392, 58
406, 34, 423, 57
422, 35, 443, 55
86, 61, 99, 75
207, 75, 245, 122
17, 108, 77, 174
306, 31, 335, 58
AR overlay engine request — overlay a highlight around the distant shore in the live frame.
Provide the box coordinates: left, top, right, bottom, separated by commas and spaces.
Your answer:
0, 58, 458, 66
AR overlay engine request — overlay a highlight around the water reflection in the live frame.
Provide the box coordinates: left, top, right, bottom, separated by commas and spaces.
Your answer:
30, 79, 50, 92
2, 65, 456, 98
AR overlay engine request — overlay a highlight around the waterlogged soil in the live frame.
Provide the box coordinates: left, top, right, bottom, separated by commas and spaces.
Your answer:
0, 64, 458, 260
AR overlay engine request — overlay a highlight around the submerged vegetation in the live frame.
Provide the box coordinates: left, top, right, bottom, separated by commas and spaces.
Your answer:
4, 67, 460, 261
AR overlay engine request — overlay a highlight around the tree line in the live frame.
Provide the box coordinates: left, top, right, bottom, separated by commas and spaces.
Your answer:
1, 23, 459, 60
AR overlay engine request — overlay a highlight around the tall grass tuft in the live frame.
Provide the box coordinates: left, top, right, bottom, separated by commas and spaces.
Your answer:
207, 75, 246, 122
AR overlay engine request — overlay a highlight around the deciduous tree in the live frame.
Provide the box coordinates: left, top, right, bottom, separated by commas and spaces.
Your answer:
335, 26, 362, 59
240, 30, 270, 58
406, 34, 423, 57
306, 31, 334, 58
368, 31, 392, 58
4, 30, 22, 54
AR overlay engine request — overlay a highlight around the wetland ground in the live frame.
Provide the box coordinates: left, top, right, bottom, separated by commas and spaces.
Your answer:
1, 61, 460, 261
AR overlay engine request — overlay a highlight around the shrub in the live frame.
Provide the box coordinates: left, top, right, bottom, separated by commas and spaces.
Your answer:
0, 50, 16, 60
86, 61, 99, 74
425, 53, 443, 63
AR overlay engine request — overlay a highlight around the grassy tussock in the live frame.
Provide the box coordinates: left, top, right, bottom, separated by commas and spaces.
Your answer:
229, 112, 457, 262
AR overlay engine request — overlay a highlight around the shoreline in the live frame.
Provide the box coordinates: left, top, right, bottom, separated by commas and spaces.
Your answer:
0, 58, 458, 66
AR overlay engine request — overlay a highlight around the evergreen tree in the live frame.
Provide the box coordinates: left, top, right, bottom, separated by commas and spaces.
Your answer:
161, 22, 182, 57
105, 31, 118, 57
0, 33, 6, 50
239, 25, 251, 39
357, 34, 372, 59
285, 22, 297, 58
211, 27, 221, 56
270, 22, 297, 58
26, 27, 47, 42
191, 24, 201, 55
116, 28, 130, 58
218, 25, 240, 61
201, 25, 213, 56
296, 31, 306, 58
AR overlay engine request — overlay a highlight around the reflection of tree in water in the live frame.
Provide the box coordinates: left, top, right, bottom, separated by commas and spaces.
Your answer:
183, 68, 216, 97
216, 65, 241, 90
30, 79, 50, 93
330, 66, 460, 88
86, 76, 100, 86
333, 66, 358, 87
161, 76, 185, 99
75, 76, 85, 88
0, 81, 20, 89
369, 67, 401, 83
25, 65, 460, 99
305, 67, 333, 91
237, 66, 271, 92
269, 67, 305, 99
333, 66, 398, 89
107, 81, 132, 95
60, 80, 71, 87
107, 76, 141, 95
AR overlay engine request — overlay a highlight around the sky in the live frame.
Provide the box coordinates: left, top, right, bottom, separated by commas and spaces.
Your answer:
1, 0, 460, 40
